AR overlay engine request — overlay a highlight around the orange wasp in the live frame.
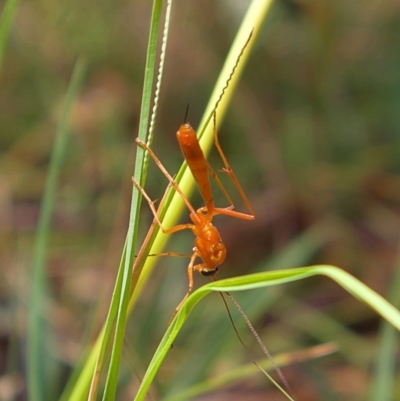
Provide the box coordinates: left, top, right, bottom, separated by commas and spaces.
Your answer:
132, 112, 255, 317
133, 120, 294, 396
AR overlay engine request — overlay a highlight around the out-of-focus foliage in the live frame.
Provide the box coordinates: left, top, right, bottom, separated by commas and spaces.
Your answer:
1, 0, 400, 400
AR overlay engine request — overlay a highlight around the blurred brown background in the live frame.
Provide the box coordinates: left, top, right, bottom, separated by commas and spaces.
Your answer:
1, 0, 400, 400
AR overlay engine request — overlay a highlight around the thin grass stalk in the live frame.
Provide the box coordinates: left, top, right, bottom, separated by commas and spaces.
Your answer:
99, 0, 166, 400
60, 1, 165, 399
28, 58, 87, 401
88, 246, 127, 400
370, 249, 400, 400
82, 0, 167, 399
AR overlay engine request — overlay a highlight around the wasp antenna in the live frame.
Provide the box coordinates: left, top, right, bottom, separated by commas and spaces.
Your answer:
225, 291, 293, 396
210, 275, 248, 349
213, 30, 253, 113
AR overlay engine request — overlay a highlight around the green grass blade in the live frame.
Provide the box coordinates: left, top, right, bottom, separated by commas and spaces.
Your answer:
88, 245, 127, 400
100, 0, 167, 399
207, 267, 400, 330
28, 57, 87, 401
369, 251, 400, 400
0, 0, 20, 69
60, 333, 102, 401
61, 1, 167, 399
134, 265, 400, 401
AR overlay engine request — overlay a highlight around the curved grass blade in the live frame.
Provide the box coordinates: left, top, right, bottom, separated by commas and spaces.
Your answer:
369, 250, 400, 400
134, 265, 400, 401
28, 57, 87, 401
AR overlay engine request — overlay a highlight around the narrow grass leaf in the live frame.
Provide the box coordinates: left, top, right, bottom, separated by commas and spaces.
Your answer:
88, 246, 127, 400
28, 58, 87, 401
62, 1, 166, 399
134, 265, 400, 401
101, 0, 168, 400
369, 250, 400, 400
60, 334, 102, 401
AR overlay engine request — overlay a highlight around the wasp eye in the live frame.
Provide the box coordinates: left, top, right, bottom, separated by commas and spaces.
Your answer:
201, 268, 218, 277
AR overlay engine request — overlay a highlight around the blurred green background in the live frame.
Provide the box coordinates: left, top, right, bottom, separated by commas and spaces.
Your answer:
1, 0, 400, 400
